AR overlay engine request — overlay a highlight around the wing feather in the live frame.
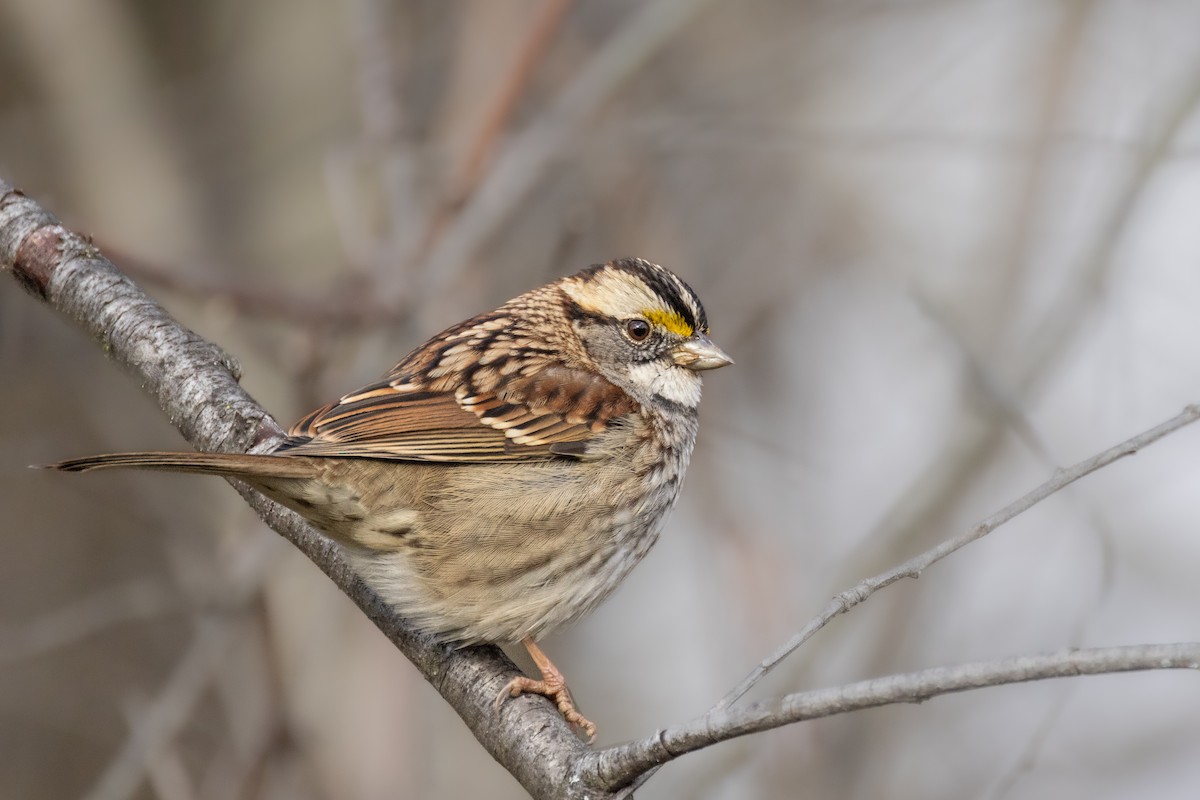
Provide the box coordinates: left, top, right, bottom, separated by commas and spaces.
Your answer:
279, 365, 636, 463
277, 296, 639, 462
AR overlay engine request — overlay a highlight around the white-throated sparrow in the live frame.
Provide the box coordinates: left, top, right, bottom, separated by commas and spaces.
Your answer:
47, 257, 732, 738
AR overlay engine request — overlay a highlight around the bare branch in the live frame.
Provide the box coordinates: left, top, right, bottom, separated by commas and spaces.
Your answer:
584, 643, 1200, 792
415, 0, 574, 261
346, 0, 404, 149
0, 578, 178, 664
9, 177, 1200, 799
86, 620, 239, 800
716, 403, 1200, 708
602, 401, 1200, 797
413, 0, 718, 309
82, 530, 277, 800
114, 247, 406, 328
0, 179, 591, 800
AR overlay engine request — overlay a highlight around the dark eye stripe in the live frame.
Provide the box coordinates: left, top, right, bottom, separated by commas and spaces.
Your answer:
564, 303, 611, 326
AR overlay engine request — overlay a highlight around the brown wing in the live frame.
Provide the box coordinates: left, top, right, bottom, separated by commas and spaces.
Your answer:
278, 368, 637, 463
278, 290, 639, 462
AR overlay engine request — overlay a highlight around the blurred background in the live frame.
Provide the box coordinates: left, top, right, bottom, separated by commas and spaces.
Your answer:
3, 0, 1200, 798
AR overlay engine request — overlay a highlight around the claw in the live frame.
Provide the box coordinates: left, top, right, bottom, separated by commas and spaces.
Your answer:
494, 638, 597, 742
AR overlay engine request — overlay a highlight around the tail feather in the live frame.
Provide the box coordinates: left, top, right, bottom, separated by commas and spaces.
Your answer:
39, 451, 317, 479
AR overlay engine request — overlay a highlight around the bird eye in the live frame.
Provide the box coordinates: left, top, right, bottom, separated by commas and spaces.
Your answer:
625, 318, 651, 341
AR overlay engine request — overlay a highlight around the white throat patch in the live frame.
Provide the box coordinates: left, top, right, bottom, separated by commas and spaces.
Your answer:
627, 361, 702, 408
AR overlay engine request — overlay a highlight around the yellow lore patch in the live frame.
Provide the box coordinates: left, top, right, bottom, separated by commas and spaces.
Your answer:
643, 308, 693, 337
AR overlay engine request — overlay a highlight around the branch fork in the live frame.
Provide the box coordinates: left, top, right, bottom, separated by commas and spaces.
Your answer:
5, 179, 1197, 799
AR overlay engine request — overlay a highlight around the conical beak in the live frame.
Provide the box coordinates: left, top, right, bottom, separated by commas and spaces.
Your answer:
671, 334, 734, 371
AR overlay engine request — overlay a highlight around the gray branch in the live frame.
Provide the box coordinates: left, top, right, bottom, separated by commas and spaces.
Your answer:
414, 0, 720, 308
6, 179, 1199, 799
583, 643, 1200, 792
717, 402, 1200, 708
0, 179, 590, 800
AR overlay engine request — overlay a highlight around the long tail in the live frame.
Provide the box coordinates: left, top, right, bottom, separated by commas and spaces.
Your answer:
40, 451, 317, 479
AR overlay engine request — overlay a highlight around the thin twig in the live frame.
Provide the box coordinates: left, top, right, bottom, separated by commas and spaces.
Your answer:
612, 401, 1200, 799
0, 578, 178, 664
339, 0, 424, 283
715, 403, 1200, 708
135, 715, 199, 800
922, 293, 1121, 800
1, 179, 590, 800
414, 0, 574, 261
81, 536, 277, 800
9, 174, 1200, 798
413, 0, 718, 313
800, 47, 1200, 799
704, 63, 1200, 723
984, 687, 1073, 800
1022, 49, 1200, 379
978, 0, 1093, 346
584, 643, 1200, 792
347, 0, 404, 149
84, 620, 239, 800
116, 248, 406, 328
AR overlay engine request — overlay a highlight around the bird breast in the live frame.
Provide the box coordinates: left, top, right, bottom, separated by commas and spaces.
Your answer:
339, 409, 699, 645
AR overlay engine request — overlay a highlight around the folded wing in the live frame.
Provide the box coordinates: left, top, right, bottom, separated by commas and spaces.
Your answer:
280, 365, 637, 463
